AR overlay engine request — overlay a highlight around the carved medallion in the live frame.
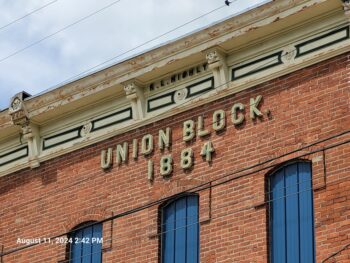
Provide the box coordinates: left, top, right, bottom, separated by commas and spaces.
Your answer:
282, 45, 297, 65
81, 122, 93, 137
174, 88, 188, 103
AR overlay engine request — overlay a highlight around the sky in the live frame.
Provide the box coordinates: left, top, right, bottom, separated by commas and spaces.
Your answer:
0, 0, 266, 110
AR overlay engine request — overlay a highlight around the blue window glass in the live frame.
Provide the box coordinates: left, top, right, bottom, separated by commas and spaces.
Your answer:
270, 162, 315, 263
162, 195, 199, 263
70, 222, 102, 263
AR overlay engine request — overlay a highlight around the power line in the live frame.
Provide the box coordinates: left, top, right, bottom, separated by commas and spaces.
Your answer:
0, 0, 239, 66
6, 174, 350, 262
0, 25, 348, 222
32, 2, 232, 96
1, 0, 339, 96
0, 0, 124, 63
31, 17, 348, 103
1, 20, 349, 257
1, 133, 349, 257
0, 37, 347, 218
0, 0, 59, 32
55, 4, 229, 83
322, 242, 350, 263
54, 186, 319, 262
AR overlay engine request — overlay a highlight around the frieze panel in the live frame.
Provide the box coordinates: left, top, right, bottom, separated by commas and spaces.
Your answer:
148, 62, 209, 92
0, 146, 28, 167
231, 26, 350, 81
147, 77, 214, 113
42, 107, 133, 150
295, 26, 350, 58
231, 52, 283, 80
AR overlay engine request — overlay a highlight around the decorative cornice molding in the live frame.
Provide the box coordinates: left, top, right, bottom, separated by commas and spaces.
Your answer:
1, 37, 349, 177
0, 0, 326, 124
0, 2, 348, 177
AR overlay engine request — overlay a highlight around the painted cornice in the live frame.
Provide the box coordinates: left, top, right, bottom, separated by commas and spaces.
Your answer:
0, 0, 349, 177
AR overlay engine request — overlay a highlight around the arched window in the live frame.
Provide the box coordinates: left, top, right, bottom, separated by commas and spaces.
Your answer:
69, 222, 103, 263
161, 194, 199, 263
269, 161, 315, 263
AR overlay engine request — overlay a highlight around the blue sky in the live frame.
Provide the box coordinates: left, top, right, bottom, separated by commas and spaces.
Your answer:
0, 0, 266, 110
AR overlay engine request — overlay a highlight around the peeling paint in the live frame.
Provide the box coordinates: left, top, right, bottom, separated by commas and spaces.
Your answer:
0, 0, 339, 142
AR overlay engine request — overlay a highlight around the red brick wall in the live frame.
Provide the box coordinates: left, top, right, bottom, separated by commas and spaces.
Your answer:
0, 52, 349, 263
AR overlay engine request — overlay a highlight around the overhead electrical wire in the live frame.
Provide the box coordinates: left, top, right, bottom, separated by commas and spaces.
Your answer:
54, 186, 319, 262
0, 0, 242, 93
0, 0, 344, 103
0, 0, 59, 32
0, 15, 349, 258
321, 242, 350, 263
5, 175, 349, 262
27, 15, 348, 102
0, 38, 348, 218
30, 2, 234, 95
1, 0, 340, 95
0, 0, 124, 63
0, 38, 350, 245
0, 1, 236, 65
1, 133, 349, 257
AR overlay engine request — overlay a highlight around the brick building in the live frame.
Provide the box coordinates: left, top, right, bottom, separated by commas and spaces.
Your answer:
0, 0, 349, 262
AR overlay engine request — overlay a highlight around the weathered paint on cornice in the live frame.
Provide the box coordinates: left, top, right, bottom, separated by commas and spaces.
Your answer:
13, 0, 335, 121
0, 0, 348, 177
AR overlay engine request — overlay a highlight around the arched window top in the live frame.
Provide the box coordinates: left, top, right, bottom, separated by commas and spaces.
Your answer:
71, 221, 96, 231
268, 160, 311, 177
161, 193, 198, 209
69, 221, 103, 263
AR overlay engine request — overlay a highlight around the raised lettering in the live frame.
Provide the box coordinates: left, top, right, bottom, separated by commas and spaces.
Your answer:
160, 155, 173, 176
250, 95, 263, 119
232, 103, 245, 125
116, 142, 128, 164
200, 141, 215, 162
212, 110, 226, 131
141, 134, 154, 155
181, 148, 194, 169
101, 148, 113, 169
183, 120, 195, 142
132, 139, 138, 159
159, 127, 172, 150
197, 116, 210, 137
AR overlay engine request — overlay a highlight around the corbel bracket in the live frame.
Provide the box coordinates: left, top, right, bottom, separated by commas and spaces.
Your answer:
123, 80, 146, 120
204, 47, 229, 89
8, 92, 40, 168
342, 0, 350, 18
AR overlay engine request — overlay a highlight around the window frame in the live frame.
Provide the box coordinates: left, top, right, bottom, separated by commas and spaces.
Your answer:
68, 221, 103, 263
267, 160, 316, 263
